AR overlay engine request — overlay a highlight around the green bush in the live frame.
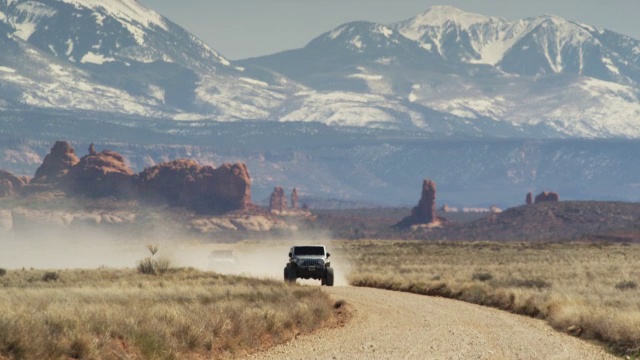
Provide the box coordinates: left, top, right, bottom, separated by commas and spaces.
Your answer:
0, 268, 6, 277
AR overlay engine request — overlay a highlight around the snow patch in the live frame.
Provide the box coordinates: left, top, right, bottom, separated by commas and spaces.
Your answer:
379, 26, 393, 38
60, 0, 168, 30
65, 39, 74, 56
93, 12, 105, 26
420, 43, 433, 51
348, 74, 383, 81
80, 52, 115, 64
240, 77, 268, 87
329, 25, 346, 40
406, 5, 489, 33
0, 66, 16, 73
350, 36, 364, 50
9, 2, 57, 40
602, 57, 620, 75
147, 85, 165, 103
48, 44, 58, 56
375, 57, 394, 65
173, 113, 208, 121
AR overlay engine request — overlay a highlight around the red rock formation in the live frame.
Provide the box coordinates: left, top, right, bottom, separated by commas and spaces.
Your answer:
32, 141, 79, 183
137, 160, 251, 214
66, 147, 135, 198
136, 159, 200, 205
291, 188, 299, 210
0, 179, 13, 197
0, 170, 30, 196
179, 163, 251, 214
396, 179, 437, 228
15, 141, 252, 215
269, 187, 287, 213
535, 191, 560, 203
526, 192, 533, 205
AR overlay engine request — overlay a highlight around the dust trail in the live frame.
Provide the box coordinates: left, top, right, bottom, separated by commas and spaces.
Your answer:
0, 227, 352, 287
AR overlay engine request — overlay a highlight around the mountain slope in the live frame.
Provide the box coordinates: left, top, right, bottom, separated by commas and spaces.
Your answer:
0, 0, 298, 119
2, 2, 640, 138
242, 5, 640, 138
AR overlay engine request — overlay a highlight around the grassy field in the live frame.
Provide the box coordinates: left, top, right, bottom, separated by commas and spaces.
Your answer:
338, 240, 640, 357
0, 267, 336, 360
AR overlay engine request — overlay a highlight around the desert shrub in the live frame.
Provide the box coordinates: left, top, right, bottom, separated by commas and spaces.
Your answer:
68, 336, 92, 359
136, 244, 171, 275
136, 257, 171, 275
615, 280, 638, 290
137, 258, 156, 275
154, 258, 171, 274
0, 268, 6, 277
471, 271, 493, 282
506, 278, 552, 289
42, 272, 59, 282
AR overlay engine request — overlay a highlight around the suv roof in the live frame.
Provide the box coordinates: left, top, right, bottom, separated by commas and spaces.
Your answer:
291, 245, 326, 256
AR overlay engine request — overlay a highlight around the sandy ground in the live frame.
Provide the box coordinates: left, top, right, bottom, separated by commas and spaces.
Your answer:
244, 286, 616, 360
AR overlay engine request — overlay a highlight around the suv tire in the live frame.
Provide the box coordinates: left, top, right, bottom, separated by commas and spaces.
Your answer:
325, 267, 334, 287
285, 265, 297, 283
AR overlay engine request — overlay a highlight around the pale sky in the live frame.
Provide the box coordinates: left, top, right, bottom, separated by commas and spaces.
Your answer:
140, 0, 639, 60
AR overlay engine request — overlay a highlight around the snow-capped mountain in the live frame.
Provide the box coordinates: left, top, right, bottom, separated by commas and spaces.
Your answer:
243, 5, 640, 138
2, 2, 640, 138
0, 0, 297, 119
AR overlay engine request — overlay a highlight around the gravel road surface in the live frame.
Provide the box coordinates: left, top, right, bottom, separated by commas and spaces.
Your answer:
244, 286, 616, 360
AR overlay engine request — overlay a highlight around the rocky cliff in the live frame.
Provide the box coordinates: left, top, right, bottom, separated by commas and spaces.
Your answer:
2, 141, 252, 215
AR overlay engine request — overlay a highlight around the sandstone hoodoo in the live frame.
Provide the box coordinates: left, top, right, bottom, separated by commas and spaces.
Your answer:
32, 141, 79, 183
0, 170, 30, 197
526, 192, 533, 205
291, 188, 299, 210
395, 179, 438, 228
535, 191, 560, 203
269, 186, 287, 213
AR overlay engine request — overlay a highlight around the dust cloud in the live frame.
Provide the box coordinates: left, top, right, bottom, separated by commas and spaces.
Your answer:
0, 226, 352, 287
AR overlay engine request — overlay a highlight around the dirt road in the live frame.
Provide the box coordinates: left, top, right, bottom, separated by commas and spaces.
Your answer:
245, 286, 616, 360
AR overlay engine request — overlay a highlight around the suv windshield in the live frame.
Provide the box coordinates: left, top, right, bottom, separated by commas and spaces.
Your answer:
294, 246, 325, 256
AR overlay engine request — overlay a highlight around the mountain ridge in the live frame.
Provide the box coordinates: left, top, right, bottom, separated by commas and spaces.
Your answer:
1, 1, 640, 138
242, 5, 640, 138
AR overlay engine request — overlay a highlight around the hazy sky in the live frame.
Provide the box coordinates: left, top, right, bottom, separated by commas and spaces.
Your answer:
140, 0, 639, 60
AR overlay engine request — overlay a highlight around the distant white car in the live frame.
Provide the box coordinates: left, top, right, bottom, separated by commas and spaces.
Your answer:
208, 250, 237, 273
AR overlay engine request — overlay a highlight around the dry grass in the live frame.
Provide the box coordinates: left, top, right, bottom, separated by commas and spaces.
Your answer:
339, 240, 640, 357
0, 268, 334, 359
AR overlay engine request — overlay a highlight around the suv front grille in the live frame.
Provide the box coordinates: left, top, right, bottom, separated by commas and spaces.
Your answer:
301, 259, 324, 267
